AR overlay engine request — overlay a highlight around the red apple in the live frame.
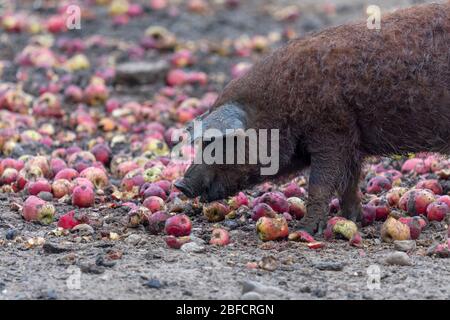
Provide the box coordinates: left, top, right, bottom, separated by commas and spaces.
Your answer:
259, 191, 289, 213
72, 177, 95, 190
64, 85, 83, 102
381, 217, 411, 242
164, 235, 191, 249
401, 158, 429, 174
282, 182, 305, 198
154, 180, 172, 195
58, 210, 89, 230
143, 196, 166, 213
256, 216, 289, 241
22, 196, 55, 224
90, 143, 111, 165
416, 179, 443, 195
249, 203, 273, 221
150, 0, 168, 10
399, 189, 435, 216
46, 15, 66, 33
288, 230, 315, 243
26, 179, 52, 196
52, 179, 73, 198
307, 241, 325, 249
349, 232, 362, 247
287, 197, 306, 220
0, 168, 18, 185
165, 214, 192, 237
386, 187, 408, 207
80, 167, 109, 189
147, 211, 170, 235
209, 228, 230, 246
25, 156, 51, 178
121, 168, 145, 191
426, 201, 449, 222
55, 168, 79, 181
84, 81, 108, 106
368, 197, 391, 221
437, 195, 450, 208
366, 176, 392, 194
203, 202, 230, 222
72, 185, 95, 208
141, 183, 167, 200
50, 158, 67, 176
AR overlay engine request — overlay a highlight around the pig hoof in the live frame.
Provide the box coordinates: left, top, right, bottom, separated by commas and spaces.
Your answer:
299, 219, 325, 237
341, 206, 362, 222
348, 209, 362, 223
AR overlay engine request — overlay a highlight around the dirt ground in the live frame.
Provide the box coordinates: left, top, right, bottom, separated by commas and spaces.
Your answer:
0, 0, 449, 300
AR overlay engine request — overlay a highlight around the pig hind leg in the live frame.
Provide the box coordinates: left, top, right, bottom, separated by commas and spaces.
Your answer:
338, 159, 363, 222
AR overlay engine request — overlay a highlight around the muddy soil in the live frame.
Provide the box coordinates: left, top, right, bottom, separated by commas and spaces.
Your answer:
0, 0, 449, 300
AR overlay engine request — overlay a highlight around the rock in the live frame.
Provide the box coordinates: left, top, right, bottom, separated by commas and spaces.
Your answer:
95, 256, 116, 268
385, 251, 413, 266
314, 261, 344, 271
115, 60, 170, 85
241, 280, 283, 296
5, 229, 18, 240
241, 292, 262, 300
43, 243, 70, 254
394, 240, 416, 252
258, 256, 278, 271
72, 224, 94, 236
181, 242, 205, 253
79, 263, 105, 274
143, 279, 162, 289
125, 234, 141, 246
189, 235, 206, 245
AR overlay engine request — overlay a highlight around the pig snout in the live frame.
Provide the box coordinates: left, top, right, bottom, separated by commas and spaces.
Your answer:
175, 164, 232, 202
174, 164, 211, 199
174, 179, 196, 198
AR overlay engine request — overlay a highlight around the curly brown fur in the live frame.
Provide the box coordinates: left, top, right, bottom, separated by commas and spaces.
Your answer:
176, 3, 450, 234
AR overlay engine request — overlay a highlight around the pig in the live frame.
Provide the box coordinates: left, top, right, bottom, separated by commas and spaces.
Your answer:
175, 3, 450, 234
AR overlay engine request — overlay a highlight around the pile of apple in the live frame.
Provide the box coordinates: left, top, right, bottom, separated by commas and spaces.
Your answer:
0, 1, 448, 254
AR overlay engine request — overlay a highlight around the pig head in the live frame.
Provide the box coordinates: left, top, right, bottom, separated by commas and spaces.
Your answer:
174, 103, 264, 202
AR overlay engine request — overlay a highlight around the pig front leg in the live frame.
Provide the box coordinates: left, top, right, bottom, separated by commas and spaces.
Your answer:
299, 150, 358, 235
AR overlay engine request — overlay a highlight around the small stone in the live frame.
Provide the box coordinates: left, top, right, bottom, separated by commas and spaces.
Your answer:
385, 251, 413, 266
115, 61, 170, 85
394, 240, 416, 252
125, 234, 141, 246
144, 279, 162, 289
314, 261, 344, 271
181, 242, 205, 253
241, 292, 262, 300
189, 235, 206, 245
79, 263, 105, 274
312, 287, 327, 298
72, 224, 94, 236
5, 229, 18, 240
43, 243, 70, 254
241, 280, 283, 296
258, 256, 278, 271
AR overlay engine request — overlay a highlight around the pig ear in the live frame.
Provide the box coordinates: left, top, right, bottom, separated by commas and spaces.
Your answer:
185, 103, 247, 143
